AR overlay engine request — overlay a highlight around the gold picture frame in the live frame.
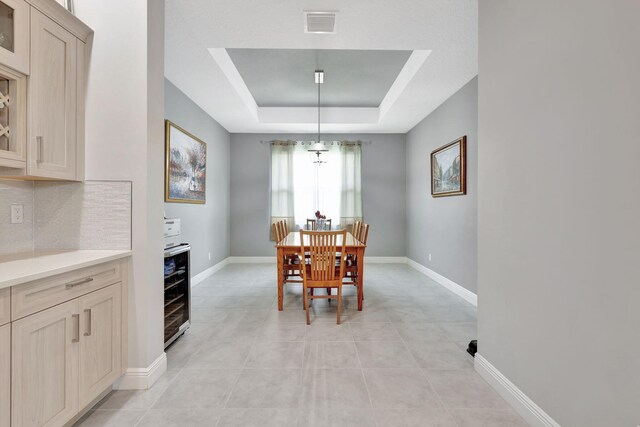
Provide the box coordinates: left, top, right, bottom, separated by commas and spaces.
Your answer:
165, 120, 207, 204
431, 136, 467, 197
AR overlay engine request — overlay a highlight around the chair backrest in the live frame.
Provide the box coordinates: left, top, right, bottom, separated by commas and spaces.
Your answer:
357, 223, 370, 245
300, 229, 347, 283
352, 220, 362, 238
273, 219, 288, 242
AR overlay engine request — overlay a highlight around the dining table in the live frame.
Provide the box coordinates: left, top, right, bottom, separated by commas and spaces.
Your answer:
275, 231, 366, 311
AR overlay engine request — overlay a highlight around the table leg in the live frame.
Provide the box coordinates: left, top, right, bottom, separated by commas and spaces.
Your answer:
357, 247, 364, 311
277, 248, 284, 311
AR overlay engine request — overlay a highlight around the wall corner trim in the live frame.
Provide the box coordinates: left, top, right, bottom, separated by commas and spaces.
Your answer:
406, 258, 477, 306
114, 352, 167, 390
475, 354, 561, 427
192, 258, 231, 287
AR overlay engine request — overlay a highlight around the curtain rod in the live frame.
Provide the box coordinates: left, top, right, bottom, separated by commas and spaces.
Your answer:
259, 140, 372, 145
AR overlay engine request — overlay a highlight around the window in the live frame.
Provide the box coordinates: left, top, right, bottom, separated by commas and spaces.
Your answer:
292, 146, 341, 226
270, 142, 362, 233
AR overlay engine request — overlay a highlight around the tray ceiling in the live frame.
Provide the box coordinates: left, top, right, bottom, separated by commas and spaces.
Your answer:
226, 48, 412, 108
165, 0, 478, 133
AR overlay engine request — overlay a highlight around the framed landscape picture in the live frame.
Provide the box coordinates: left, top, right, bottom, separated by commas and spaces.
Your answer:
165, 120, 206, 204
431, 136, 466, 197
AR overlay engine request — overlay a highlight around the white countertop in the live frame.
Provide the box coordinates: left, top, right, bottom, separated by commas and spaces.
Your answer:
0, 250, 132, 289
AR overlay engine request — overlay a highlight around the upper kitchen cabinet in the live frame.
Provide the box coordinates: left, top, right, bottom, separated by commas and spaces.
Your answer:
0, 63, 27, 168
0, 0, 30, 74
0, 0, 92, 181
28, 8, 77, 180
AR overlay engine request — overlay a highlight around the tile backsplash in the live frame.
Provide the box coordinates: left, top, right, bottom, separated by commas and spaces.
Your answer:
0, 180, 131, 255
0, 181, 34, 255
35, 181, 132, 250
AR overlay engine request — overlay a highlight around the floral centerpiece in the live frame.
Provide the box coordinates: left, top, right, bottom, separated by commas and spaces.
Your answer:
314, 211, 327, 230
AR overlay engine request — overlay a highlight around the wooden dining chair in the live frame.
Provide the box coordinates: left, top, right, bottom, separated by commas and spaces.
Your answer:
273, 219, 285, 242
300, 229, 347, 324
274, 220, 302, 284
343, 223, 369, 294
352, 220, 362, 239
356, 222, 369, 245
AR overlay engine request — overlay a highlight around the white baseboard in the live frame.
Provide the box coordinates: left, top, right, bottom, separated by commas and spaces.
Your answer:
227, 256, 276, 263
475, 354, 560, 427
365, 256, 408, 264
191, 258, 230, 287
406, 258, 477, 306
114, 352, 167, 390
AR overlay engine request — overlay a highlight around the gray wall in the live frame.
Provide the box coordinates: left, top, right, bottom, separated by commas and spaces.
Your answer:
164, 79, 231, 275
406, 77, 478, 293
478, 2, 640, 426
230, 133, 406, 257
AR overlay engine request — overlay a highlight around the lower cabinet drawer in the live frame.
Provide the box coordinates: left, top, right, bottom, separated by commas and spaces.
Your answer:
11, 261, 122, 320
0, 288, 9, 326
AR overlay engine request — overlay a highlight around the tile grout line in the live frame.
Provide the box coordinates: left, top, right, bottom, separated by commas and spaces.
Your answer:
353, 333, 378, 427
133, 333, 208, 426
219, 320, 259, 413
394, 321, 463, 427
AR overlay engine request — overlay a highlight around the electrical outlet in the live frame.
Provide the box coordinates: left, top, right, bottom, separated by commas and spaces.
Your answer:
428, 253, 432, 262
10, 204, 23, 224
208, 252, 211, 261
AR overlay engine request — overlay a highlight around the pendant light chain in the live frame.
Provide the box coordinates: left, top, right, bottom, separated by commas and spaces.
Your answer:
316, 70, 323, 144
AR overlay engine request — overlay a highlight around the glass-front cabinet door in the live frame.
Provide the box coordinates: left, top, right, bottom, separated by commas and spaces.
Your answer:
0, 62, 25, 168
0, 0, 28, 74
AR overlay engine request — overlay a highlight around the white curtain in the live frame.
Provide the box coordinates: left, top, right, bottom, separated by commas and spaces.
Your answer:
339, 143, 363, 229
269, 143, 295, 239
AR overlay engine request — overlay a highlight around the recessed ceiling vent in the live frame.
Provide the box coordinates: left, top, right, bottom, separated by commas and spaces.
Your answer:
304, 11, 337, 34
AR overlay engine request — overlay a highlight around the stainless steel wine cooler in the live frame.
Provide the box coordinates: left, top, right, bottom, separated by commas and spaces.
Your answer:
163, 243, 191, 348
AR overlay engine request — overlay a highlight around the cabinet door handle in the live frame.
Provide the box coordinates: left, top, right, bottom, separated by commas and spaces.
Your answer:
72, 314, 80, 343
84, 309, 92, 337
66, 277, 94, 289
36, 136, 43, 163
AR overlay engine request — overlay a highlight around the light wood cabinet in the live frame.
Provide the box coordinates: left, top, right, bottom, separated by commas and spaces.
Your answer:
0, 323, 9, 427
0, 0, 92, 180
11, 299, 79, 427
8, 258, 128, 427
0, 61, 27, 169
78, 283, 122, 408
0, 0, 30, 74
27, 8, 77, 180
0, 287, 9, 325
11, 260, 121, 321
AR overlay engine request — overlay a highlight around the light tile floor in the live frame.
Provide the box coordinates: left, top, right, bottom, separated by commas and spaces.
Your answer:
74, 263, 528, 427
